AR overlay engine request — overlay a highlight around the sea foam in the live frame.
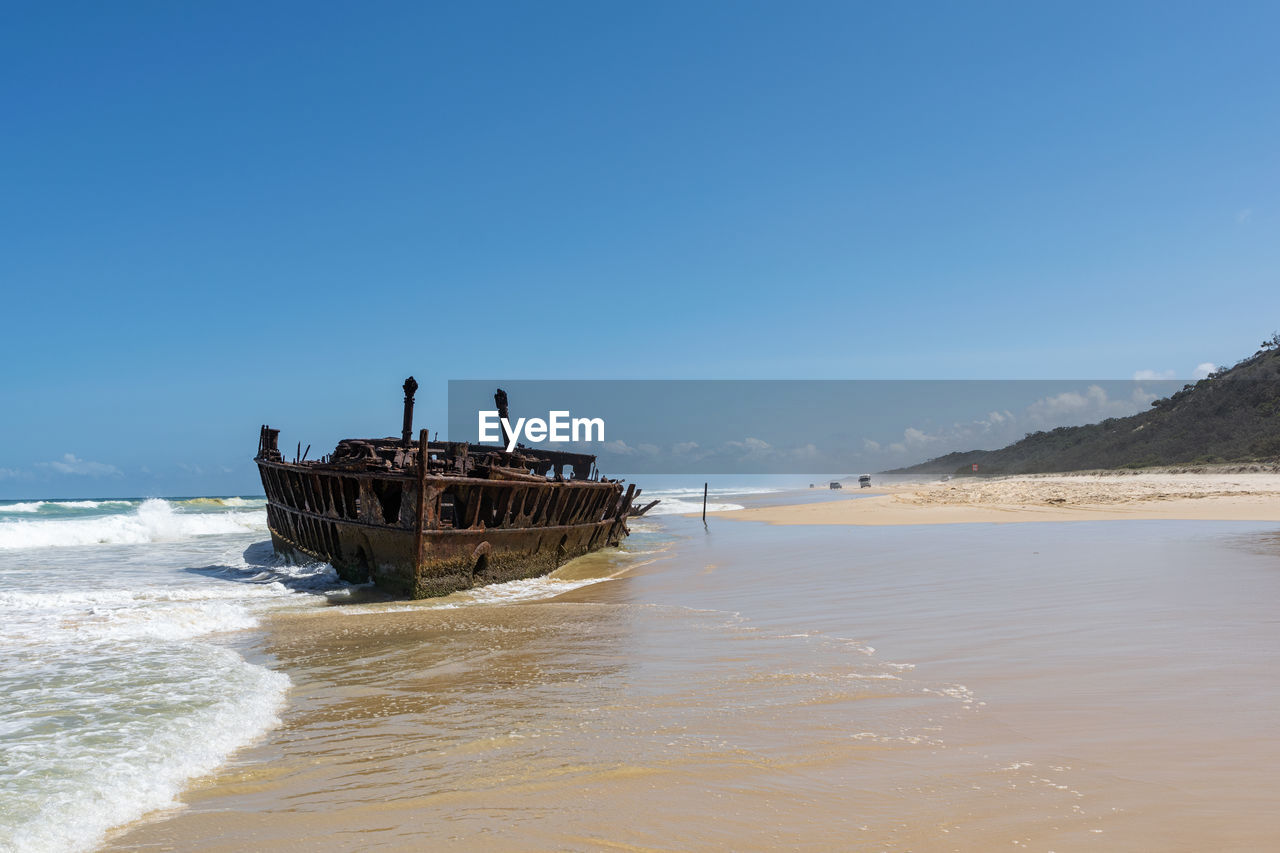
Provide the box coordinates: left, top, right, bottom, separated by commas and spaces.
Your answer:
0, 643, 289, 853
0, 499, 134, 514
0, 498, 265, 550
644, 497, 746, 514
638, 486, 780, 515
0, 496, 310, 853
0, 501, 46, 513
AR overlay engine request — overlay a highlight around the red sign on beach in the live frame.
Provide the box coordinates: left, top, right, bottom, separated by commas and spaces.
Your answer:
972, 463, 979, 471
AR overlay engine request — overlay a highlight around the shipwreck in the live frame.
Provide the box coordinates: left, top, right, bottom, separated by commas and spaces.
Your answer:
255, 378, 652, 598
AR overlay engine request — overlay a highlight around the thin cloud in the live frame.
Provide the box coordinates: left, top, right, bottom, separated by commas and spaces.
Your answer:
721, 437, 773, 461
785, 443, 822, 462
603, 440, 641, 456
1133, 369, 1176, 381
1026, 385, 1110, 419
903, 427, 934, 446
37, 453, 122, 477
1193, 362, 1216, 379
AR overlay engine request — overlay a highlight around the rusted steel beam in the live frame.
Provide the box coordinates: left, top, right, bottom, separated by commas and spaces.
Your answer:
423, 482, 442, 529
414, 428, 428, 573
629, 500, 660, 517
466, 485, 484, 529
487, 465, 548, 483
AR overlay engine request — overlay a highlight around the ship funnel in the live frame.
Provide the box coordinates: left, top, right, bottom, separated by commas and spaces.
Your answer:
494, 388, 513, 450
401, 376, 418, 447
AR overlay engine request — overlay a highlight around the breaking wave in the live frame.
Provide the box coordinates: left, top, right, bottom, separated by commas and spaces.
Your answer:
0, 499, 266, 550
0, 642, 289, 853
640, 486, 780, 498
0, 499, 134, 514
178, 497, 264, 509
640, 484, 778, 512
0, 495, 318, 852
644, 498, 746, 514
0, 501, 44, 513
637, 485, 780, 515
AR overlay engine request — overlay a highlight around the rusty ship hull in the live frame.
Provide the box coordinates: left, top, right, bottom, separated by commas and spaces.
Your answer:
254, 380, 641, 598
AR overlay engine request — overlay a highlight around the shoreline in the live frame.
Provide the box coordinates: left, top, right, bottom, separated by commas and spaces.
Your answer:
100, 543, 668, 852
97, 500, 1280, 851
712, 472, 1280, 526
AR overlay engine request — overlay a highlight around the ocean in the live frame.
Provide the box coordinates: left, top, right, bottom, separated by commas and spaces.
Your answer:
4, 492, 1280, 851
0, 488, 751, 852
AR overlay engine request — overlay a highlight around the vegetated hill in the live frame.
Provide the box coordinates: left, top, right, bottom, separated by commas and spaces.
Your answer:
889, 336, 1280, 477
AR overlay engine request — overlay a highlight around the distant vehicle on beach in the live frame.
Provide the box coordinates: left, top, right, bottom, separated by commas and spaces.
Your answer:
859, 475, 872, 488
829, 481, 842, 489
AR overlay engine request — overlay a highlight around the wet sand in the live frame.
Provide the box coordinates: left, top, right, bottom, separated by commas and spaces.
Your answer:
718, 473, 1280, 525
105, 514, 1280, 852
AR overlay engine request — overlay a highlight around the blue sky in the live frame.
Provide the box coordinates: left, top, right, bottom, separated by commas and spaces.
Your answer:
2, 1, 1277, 497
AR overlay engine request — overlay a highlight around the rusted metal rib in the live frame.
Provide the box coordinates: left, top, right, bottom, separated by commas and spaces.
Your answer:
414, 428, 428, 574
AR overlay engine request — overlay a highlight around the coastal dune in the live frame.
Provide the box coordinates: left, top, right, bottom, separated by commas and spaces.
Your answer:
716, 472, 1280, 526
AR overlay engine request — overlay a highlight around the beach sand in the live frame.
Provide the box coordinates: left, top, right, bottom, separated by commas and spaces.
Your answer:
716, 472, 1280, 525
103, 488, 1280, 852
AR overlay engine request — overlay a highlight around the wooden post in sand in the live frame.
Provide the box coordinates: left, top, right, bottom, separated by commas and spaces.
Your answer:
702, 482, 708, 523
